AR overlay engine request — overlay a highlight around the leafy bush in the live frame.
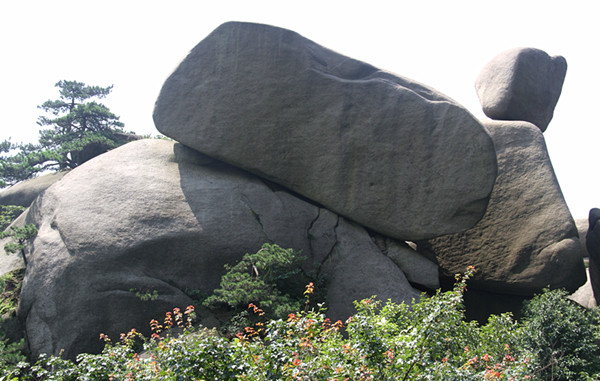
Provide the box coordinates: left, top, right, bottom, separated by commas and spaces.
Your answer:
0, 269, 27, 372
0, 206, 26, 232
203, 243, 313, 336
517, 289, 600, 380
0, 268, 24, 317
1, 263, 599, 380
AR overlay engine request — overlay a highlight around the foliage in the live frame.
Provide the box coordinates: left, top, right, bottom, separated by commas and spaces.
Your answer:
2, 265, 600, 380
0, 223, 38, 267
517, 289, 600, 380
0, 205, 26, 232
0, 269, 27, 371
0, 268, 24, 317
130, 288, 159, 302
203, 243, 311, 336
0, 337, 26, 373
0, 80, 127, 187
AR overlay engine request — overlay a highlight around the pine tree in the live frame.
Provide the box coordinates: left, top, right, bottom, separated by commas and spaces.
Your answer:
0, 80, 130, 187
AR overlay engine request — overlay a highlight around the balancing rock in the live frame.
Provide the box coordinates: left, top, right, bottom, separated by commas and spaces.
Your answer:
475, 47, 567, 131
153, 21, 497, 241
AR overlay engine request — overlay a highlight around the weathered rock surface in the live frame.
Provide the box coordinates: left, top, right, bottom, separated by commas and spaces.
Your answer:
373, 236, 440, 290
418, 120, 586, 296
576, 217, 589, 257
153, 21, 498, 241
586, 208, 600, 303
475, 47, 567, 132
0, 172, 67, 208
324, 220, 421, 323
18, 139, 420, 358
569, 269, 597, 309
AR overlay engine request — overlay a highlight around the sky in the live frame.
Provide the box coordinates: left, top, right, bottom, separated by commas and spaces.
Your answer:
0, 1, 598, 219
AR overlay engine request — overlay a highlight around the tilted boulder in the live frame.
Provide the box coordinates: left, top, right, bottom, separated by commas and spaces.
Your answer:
418, 121, 586, 298
18, 139, 420, 358
475, 47, 567, 132
153, 21, 497, 241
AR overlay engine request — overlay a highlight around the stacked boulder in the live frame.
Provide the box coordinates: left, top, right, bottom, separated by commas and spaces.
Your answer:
475, 47, 567, 132
153, 21, 498, 241
0, 24, 585, 359
418, 48, 585, 319
4, 22, 500, 358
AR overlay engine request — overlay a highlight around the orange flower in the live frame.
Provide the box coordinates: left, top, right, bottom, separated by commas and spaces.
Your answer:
304, 282, 314, 295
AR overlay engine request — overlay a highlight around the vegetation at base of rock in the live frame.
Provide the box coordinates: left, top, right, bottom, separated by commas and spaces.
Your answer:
0, 269, 24, 317
202, 243, 317, 337
3, 267, 600, 380
0, 80, 128, 187
519, 289, 600, 380
0, 269, 27, 370
0, 206, 26, 231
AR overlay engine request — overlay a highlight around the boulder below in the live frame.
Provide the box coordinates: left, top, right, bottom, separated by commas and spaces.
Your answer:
153, 21, 497, 241
18, 139, 421, 358
419, 121, 586, 298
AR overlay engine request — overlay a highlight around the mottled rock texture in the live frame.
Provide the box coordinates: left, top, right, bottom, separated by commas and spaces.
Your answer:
0, 172, 67, 208
153, 21, 497, 241
18, 139, 420, 358
476, 47, 567, 131
418, 121, 585, 296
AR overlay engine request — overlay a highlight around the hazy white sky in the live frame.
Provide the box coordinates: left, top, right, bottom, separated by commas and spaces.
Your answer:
0, 1, 598, 218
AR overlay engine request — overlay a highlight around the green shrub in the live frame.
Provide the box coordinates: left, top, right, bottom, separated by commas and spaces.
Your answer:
0, 205, 26, 232
203, 243, 314, 336
2, 263, 600, 380
0, 268, 24, 317
517, 289, 600, 380
0, 269, 27, 374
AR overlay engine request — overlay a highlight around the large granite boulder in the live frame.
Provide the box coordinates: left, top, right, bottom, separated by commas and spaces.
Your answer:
0, 172, 67, 208
18, 139, 420, 358
475, 47, 567, 132
418, 121, 586, 298
153, 21, 497, 242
